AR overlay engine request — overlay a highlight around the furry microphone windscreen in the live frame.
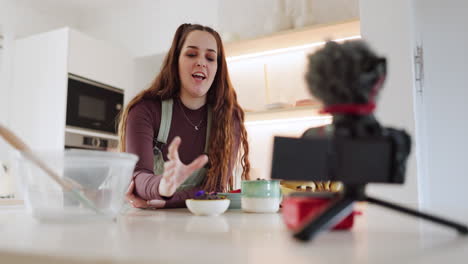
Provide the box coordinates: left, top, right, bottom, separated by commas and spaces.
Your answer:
305, 40, 387, 106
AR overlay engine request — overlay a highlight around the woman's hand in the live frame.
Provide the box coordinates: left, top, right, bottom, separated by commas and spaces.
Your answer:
126, 181, 166, 209
158, 136, 208, 197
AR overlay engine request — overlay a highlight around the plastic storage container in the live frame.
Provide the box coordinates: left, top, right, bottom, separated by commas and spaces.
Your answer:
16, 149, 138, 221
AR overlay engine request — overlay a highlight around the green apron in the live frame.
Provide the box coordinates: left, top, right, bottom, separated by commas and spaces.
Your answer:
153, 99, 212, 191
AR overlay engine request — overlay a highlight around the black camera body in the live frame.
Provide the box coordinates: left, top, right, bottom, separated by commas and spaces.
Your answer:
271, 115, 411, 185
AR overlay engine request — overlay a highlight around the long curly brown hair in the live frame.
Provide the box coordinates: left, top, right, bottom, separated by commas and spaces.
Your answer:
118, 23, 250, 191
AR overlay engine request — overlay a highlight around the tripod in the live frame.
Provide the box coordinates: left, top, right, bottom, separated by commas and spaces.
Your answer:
293, 184, 468, 241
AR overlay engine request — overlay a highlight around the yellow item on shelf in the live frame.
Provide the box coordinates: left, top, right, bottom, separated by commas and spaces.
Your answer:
280, 180, 343, 196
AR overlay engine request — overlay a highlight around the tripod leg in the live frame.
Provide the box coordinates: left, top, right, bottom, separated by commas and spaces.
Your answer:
293, 197, 354, 241
366, 196, 468, 234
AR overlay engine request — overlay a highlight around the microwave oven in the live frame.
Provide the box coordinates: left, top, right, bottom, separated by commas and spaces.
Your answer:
65, 74, 123, 150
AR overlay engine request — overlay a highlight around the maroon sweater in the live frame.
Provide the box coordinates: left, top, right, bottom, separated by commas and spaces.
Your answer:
125, 97, 239, 208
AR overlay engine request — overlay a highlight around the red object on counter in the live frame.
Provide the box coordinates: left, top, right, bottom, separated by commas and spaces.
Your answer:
229, 189, 241, 193
282, 196, 358, 231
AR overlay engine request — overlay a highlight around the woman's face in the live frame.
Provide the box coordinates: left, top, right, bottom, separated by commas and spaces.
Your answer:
178, 30, 218, 101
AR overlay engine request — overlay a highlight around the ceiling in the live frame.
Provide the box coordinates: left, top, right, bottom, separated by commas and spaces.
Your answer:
17, 0, 119, 15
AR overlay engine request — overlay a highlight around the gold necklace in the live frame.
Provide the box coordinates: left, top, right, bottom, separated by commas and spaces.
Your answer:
178, 99, 204, 131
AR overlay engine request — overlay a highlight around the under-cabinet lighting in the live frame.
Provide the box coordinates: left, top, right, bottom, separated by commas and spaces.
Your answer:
227, 35, 361, 62
245, 116, 332, 126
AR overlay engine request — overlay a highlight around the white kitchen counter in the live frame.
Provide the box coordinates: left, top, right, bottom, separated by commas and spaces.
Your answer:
1, 203, 467, 264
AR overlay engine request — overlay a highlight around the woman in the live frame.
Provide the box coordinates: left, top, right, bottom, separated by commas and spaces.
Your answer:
119, 23, 250, 209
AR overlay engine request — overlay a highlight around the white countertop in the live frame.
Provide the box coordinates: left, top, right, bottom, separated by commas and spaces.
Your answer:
1, 202, 467, 264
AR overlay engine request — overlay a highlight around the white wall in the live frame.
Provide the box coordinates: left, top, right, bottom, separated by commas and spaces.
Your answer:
78, 0, 219, 57
0, 0, 79, 38
413, 0, 468, 219
0, 24, 8, 166
246, 117, 332, 180
218, 0, 359, 41
131, 53, 166, 103
0, 25, 3, 72
307, 0, 360, 25
359, 0, 419, 205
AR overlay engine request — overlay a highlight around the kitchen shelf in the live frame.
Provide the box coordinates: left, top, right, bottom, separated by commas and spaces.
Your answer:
0, 199, 24, 206
226, 19, 359, 123
225, 19, 360, 59
65, 127, 119, 140
244, 106, 332, 123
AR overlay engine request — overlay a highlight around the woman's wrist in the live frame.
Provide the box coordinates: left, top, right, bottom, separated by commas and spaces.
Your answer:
147, 199, 166, 208
158, 178, 175, 198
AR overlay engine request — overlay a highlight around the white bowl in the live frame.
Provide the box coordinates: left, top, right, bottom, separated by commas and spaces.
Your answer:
185, 199, 230, 216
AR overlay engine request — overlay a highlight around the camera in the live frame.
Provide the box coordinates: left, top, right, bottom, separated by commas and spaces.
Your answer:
270, 40, 467, 241
271, 129, 411, 186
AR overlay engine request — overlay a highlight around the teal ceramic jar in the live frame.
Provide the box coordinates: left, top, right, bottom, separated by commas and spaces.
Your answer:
241, 180, 281, 213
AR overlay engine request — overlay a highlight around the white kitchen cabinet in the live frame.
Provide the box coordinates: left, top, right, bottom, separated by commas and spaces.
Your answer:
411, 0, 468, 213
68, 29, 133, 90
10, 27, 133, 150
11, 28, 69, 150
359, 0, 420, 206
